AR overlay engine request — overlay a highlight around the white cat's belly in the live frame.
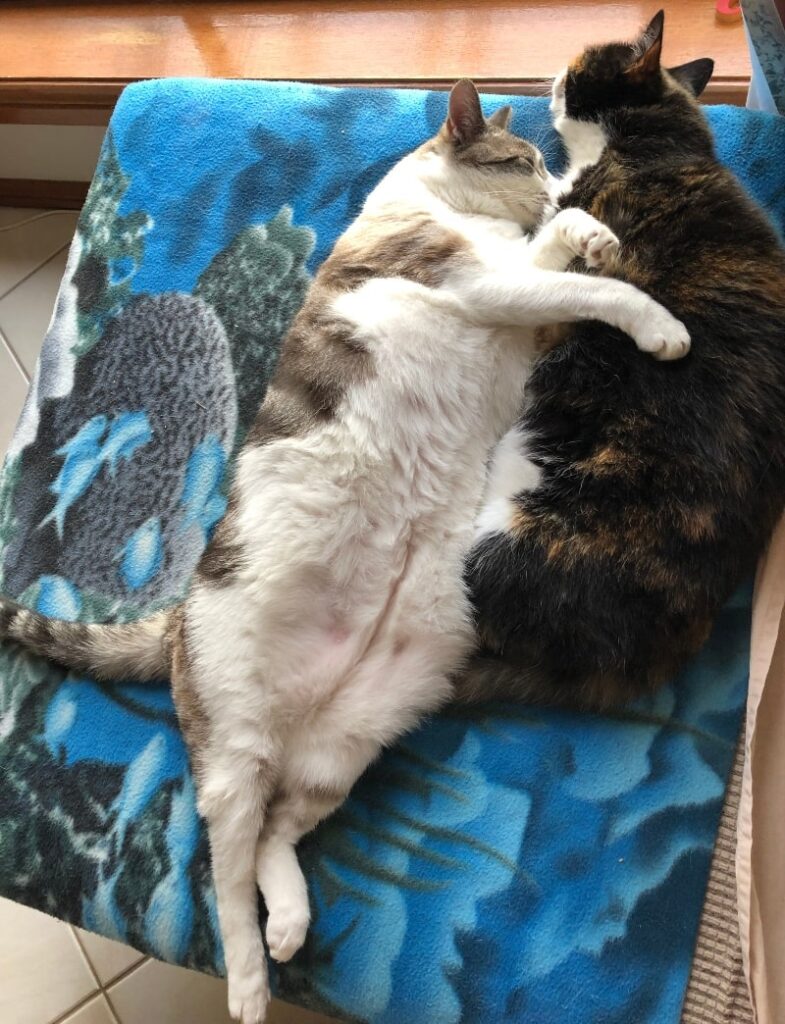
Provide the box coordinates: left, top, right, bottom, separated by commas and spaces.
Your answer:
217, 449, 478, 709
190, 282, 529, 735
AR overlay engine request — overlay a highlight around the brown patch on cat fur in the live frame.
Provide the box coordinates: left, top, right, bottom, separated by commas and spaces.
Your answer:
513, 509, 623, 566
576, 672, 647, 711
247, 303, 372, 447
680, 254, 785, 310
246, 215, 468, 452
678, 506, 717, 542
546, 538, 565, 562
321, 213, 469, 292
590, 160, 785, 313
576, 444, 641, 478
198, 529, 244, 586
535, 323, 571, 355
169, 609, 210, 774
522, 498, 714, 598
198, 493, 245, 587
301, 780, 350, 805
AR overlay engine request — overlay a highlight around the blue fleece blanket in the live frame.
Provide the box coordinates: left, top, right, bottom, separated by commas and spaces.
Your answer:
1, 80, 783, 1024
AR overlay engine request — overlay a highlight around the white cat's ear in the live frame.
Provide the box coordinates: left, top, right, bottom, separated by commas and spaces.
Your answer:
446, 80, 485, 144
488, 105, 513, 130
626, 9, 664, 81
668, 58, 714, 97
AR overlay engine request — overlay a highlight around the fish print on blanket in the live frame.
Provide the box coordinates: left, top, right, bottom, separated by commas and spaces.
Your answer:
1, 80, 783, 1024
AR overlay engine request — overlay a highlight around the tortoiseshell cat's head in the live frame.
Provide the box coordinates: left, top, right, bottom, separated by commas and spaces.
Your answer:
550, 10, 714, 125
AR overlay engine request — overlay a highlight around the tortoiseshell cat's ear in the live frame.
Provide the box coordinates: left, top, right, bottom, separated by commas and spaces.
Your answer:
487, 105, 513, 130
445, 79, 485, 144
667, 58, 715, 97
625, 9, 664, 82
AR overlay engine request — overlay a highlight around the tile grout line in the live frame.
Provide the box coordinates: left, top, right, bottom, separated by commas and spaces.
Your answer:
103, 953, 151, 992
101, 991, 123, 1024
103, 958, 152, 1024
0, 238, 71, 305
0, 209, 76, 299
68, 925, 148, 1022
0, 321, 31, 384
47, 989, 105, 1024
70, 922, 151, 990
69, 925, 103, 990
102, 987, 123, 1024
0, 221, 75, 385
0, 210, 76, 236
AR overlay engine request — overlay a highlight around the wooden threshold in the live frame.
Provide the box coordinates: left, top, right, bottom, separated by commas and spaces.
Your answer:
0, 1, 751, 126
0, 76, 750, 130
0, 178, 89, 209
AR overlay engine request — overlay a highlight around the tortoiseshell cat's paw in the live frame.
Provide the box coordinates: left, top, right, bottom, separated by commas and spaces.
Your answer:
553, 208, 620, 269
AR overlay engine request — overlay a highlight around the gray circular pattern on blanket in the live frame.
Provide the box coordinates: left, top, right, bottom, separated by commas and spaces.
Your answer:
3, 292, 238, 610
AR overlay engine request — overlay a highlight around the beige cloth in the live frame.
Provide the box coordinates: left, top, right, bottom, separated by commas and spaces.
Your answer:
737, 513, 785, 1024
682, 734, 753, 1023
679, 737, 753, 1024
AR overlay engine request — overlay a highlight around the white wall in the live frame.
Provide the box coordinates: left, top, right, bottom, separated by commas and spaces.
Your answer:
0, 125, 106, 181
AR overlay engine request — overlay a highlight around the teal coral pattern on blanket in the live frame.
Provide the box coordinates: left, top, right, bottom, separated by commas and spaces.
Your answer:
1, 79, 784, 1022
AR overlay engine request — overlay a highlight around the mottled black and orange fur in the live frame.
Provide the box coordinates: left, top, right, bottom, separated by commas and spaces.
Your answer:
462, 12, 785, 709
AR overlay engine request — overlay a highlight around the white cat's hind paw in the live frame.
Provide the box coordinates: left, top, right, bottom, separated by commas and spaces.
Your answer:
266, 905, 310, 963
228, 967, 270, 1024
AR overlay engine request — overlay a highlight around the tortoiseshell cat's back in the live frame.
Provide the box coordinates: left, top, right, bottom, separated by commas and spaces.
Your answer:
464, 11, 785, 708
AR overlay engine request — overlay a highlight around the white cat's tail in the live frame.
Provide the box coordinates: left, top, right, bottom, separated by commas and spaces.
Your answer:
0, 595, 172, 682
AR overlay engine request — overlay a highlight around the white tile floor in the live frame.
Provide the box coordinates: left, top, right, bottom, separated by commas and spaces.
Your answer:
0, 210, 337, 1024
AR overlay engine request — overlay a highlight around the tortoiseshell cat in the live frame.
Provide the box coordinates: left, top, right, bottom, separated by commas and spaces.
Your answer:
462, 11, 785, 709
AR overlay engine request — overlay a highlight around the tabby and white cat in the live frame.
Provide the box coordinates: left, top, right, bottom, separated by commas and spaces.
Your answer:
0, 81, 689, 1022
462, 11, 785, 709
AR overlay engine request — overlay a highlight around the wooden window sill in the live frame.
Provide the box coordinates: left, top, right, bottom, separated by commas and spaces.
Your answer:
0, 0, 751, 127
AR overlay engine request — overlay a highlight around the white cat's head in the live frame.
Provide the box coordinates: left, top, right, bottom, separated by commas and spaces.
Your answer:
416, 80, 555, 228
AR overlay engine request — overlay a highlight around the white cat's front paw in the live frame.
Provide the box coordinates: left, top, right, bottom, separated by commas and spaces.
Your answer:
580, 224, 619, 270
266, 904, 310, 963
555, 208, 620, 270
227, 965, 270, 1024
632, 308, 691, 361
